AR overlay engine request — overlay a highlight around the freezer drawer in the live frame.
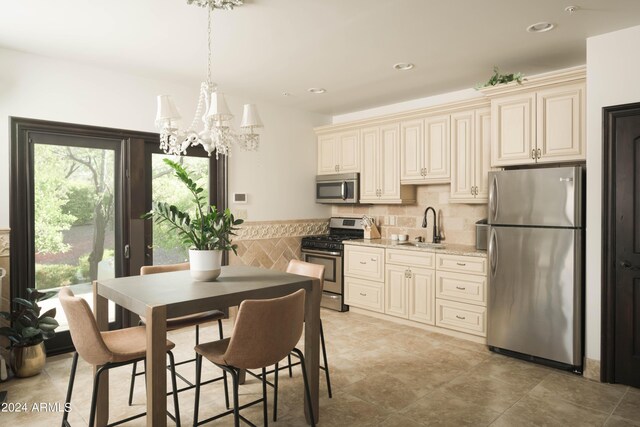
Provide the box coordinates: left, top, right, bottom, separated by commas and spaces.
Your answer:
488, 166, 583, 227
487, 226, 583, 366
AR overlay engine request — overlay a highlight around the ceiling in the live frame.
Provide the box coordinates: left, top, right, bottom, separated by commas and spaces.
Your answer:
1, 0, 640, 115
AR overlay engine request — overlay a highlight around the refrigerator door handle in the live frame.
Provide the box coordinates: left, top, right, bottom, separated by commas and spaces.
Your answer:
488, 228, 498, 277
489, 175, 499, 222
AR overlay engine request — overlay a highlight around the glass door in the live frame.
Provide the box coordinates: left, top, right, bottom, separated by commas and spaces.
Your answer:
28, 132, 123, 352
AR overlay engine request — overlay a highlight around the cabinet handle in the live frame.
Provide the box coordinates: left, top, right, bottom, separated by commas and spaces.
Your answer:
371, 258, 377, 261
359, 261, 367, 265
456, 262, 466, 266
359, 292, 367, 297
531, 149, 536, 159
537, 148, 541, 159
455, 315, 466, 320
455, 286, 466, 290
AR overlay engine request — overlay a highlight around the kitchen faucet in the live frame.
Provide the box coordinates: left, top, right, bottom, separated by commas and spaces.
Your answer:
422, 207, 442, 244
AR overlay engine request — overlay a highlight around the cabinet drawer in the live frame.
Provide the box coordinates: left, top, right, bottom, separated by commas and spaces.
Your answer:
386, 248, 435, 269
436, 254, 486, 275
345, 245, 385, 281
345, 276, 384, 313
436, 271, 486, 305
436, 299, 486, 337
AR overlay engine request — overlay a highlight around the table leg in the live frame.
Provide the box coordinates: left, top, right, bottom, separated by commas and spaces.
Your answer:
145, 305, 167, 427
304, 279, 321, 424
92, 281, 109, 427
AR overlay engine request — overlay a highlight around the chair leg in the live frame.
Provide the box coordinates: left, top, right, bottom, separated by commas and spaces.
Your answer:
128, 361, 137, 406
320, 320, 332, 398
193, 354, 203, 427
287, 354, 293, 378
273, 362, 279, 422
217, 319, 224, 340
291, 348, 315, 427
61, 352, 78, 427
220, 366, 241, 427
88, 365, 107, 427
223, 369, 230, 410
261, 367, 268, 427
168, 351, 181, 427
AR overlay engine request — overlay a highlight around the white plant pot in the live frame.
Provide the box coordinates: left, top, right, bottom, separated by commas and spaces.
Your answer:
189, 249, 222, 281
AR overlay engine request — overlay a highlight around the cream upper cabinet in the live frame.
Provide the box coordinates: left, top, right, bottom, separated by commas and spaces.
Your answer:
400, 115, 451, 184
489, 80, 586, 167
360, 123, 415, 204
450, 107, 493, 203
491, 92, 536, 167
316, 130, 360, 174
536, 83, 585, 163
400, 119, 423, 181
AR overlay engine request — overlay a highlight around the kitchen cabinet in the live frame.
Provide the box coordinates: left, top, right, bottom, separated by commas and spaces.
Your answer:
450, 107, 493, 203
344, 276, 384, 313
344, 245, 385, 282
490, 82, 585, 167
317, 129, 360, 174
384, 249, 435, 325
361, 124, 415, 204
435, 299, 486, 337
400, 114, 451, 184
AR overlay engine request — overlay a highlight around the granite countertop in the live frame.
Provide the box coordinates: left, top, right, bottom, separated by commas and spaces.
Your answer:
344, 239, 486, 258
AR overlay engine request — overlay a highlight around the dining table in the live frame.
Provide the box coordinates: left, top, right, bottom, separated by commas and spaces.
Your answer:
92, 265, 321, 427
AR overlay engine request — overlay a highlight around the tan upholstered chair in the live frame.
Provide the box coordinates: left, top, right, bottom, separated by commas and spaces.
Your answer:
59, 287, 181, 427
128, 262, 227, 407
268, 259, 331, 420
192, 289, 315, 427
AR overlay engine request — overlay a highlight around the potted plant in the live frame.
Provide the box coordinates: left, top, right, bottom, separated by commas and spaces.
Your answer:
143, 159, 244, 281
0, 288, 59, 378
476, 66, 526, 89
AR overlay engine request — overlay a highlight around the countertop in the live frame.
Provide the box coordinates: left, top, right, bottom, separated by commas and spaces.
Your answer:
344, 239, 486, 258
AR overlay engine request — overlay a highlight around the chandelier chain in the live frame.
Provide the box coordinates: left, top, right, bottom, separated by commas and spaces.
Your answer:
207, 5, 212, 85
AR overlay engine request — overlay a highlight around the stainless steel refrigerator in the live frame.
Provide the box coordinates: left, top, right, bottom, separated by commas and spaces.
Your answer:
487, 166, 584, 371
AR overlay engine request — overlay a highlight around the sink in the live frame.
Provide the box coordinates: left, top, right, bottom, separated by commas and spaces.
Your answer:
398, 242, 446, 249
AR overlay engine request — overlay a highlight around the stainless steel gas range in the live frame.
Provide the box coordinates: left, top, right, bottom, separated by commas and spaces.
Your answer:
301, 217, 364, 312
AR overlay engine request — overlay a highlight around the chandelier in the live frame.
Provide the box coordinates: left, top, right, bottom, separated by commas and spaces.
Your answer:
155, 0, 262, 158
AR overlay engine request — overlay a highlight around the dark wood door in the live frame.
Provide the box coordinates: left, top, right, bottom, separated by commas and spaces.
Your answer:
612, 108, 640, 387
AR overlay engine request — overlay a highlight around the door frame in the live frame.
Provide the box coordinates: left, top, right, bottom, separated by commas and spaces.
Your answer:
601, 101, 640, 382
9, 117, 228, 354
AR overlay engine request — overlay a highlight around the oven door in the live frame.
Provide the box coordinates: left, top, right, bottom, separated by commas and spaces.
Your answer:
301, 249, 342, 294
316, 175, 359, 204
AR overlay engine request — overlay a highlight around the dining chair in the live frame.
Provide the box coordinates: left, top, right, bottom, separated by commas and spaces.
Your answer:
59, 287, 181, 427
270, 259, 331, 421
128, 262, 227, 407
192, 289, 315, 427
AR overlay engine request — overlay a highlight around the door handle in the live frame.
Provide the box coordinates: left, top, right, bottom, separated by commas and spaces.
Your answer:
620, 261, 640, 270
341, 181, 347, 200
489, 228, 498, 278
489, 176, 498, 222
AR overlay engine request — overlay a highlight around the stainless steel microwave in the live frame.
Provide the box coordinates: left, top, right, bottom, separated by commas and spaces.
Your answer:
316, 173, 359, 204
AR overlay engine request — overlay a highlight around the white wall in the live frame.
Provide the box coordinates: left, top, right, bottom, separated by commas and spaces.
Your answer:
585, 24, 640, 361
0, 48, 330, 227
332, 88, 482, 124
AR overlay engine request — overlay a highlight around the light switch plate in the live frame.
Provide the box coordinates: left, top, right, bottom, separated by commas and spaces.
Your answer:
233, 193, 247, 204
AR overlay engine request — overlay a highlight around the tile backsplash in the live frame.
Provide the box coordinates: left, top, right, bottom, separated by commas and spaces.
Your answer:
332, 184, 487, 246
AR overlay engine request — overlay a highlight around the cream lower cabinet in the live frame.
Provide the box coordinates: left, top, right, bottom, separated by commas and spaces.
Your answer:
490, 81, 585, 167
360, 124, 415, 204
435, 253, 487, 337
450, 106, 493, 203
384, 249, 435, 325
344, 245, 385, 313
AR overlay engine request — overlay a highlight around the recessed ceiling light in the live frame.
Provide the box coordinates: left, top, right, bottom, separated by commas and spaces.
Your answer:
564, 5, 579, 14
308, 87, 326, 94
393, 62, 415, 71
282, 92, 291, 97
526, 22, 555, 33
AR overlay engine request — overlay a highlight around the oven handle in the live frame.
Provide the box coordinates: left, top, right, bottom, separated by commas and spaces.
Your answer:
301, 249, 341, 257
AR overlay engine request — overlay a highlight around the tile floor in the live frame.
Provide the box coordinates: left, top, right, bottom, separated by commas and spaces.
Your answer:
2, 309, 639, 426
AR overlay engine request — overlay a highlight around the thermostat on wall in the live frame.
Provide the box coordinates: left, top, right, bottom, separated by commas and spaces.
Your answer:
233, 193, 248, 204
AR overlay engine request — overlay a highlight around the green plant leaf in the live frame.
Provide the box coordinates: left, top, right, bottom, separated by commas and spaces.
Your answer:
22, 327, 41, 338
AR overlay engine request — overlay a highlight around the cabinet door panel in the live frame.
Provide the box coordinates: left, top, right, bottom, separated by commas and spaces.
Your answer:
317, 134, 338, 174
344, 245, 385, 281
401, 119, 424, 182
424, 114, 451, 182
491, 93, 536, 167
408, 267, 435, 325
536, 83, 585, 163
339, 130, 360, 172
450, 110, 474, 202
474, 107, 493, 202
360, 127, 379, 202
379, 124, 401, 200
345, 276, 384, 313
385, 265, 408, 318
